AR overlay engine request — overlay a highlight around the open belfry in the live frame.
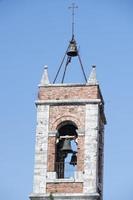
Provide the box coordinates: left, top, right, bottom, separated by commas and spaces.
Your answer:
30, 4, 106, 200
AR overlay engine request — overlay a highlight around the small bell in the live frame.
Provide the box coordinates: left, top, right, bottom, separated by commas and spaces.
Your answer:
67, 37, 78, 57
61, 139, 73, 153
70, 151, 77, 166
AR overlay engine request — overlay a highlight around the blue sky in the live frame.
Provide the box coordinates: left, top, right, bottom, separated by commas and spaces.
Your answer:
0, 0, 133, 200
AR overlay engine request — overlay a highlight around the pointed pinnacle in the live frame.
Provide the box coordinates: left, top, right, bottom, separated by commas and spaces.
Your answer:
40, 65, 50, 85
87, 65, 98, 85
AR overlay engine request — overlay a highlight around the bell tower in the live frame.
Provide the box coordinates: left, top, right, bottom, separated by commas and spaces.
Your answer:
29, 4, 106, 200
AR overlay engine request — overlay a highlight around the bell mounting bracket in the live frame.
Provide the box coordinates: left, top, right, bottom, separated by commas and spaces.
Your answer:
53, 4, 87, 83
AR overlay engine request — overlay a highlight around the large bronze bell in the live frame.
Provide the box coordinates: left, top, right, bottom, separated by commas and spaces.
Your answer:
70, 151, 77, 166
61, 139, 73, 153
67, 40, 78, 57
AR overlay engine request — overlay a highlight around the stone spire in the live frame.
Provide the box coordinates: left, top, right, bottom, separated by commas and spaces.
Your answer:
87, 65, 98, 85
40, 65, 50, 85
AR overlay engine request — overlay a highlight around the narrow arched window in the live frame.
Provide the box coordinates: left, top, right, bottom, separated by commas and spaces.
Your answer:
55, 121, 78, 179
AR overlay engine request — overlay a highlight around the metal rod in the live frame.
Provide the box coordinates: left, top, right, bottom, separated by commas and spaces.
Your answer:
77, 53, 87, 82
53, 45, 69, 83
61, 56, 71, 83
60, 135, 76, 139
68, 3, 78, 38
72, 4, 74, 36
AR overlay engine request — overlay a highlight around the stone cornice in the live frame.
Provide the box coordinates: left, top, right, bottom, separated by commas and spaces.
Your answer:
35, 99, 101, 105
29, 192, 99, 200
38, 83, 98, 87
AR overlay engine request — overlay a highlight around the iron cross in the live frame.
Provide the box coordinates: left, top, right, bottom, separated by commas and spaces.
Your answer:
68, 3, 78, 36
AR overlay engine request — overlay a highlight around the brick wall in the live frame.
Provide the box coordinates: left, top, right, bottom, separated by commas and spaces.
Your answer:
47, 136, 56, 172
49, 105, 85, 131
77, 136, 84, 171
38, 85, 98, 101
46, 182, 83, 193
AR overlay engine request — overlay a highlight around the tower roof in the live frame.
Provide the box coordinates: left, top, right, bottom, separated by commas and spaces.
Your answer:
40, 65, 50, 85
87, 65, 98, 85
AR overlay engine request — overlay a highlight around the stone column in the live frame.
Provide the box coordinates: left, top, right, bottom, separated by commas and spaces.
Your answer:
83, 104, 99, 193
33, 104, 49, 194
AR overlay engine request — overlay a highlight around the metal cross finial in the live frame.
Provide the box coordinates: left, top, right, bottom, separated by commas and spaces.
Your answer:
68, 3, 78, 37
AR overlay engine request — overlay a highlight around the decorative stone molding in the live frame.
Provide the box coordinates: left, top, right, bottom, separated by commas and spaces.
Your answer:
48, 129, 85, 137
46, 171, 84, 183
36, 99, 101, 105
29, 193, 100, 200
53, 115, 80, 131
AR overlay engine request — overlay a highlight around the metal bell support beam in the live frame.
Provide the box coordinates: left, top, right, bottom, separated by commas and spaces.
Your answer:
53, 35, 87, 83
53, 3, 87, 83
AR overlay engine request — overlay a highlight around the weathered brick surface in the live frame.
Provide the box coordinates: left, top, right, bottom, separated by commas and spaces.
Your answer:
46, 182, 83, 193
47, 136, 56, 171
77, 136, 84, 171
38, 85, 98, 100
49, 105, 85, 131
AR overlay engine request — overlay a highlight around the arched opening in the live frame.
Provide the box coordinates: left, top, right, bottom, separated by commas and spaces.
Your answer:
55, 121, 78, 179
